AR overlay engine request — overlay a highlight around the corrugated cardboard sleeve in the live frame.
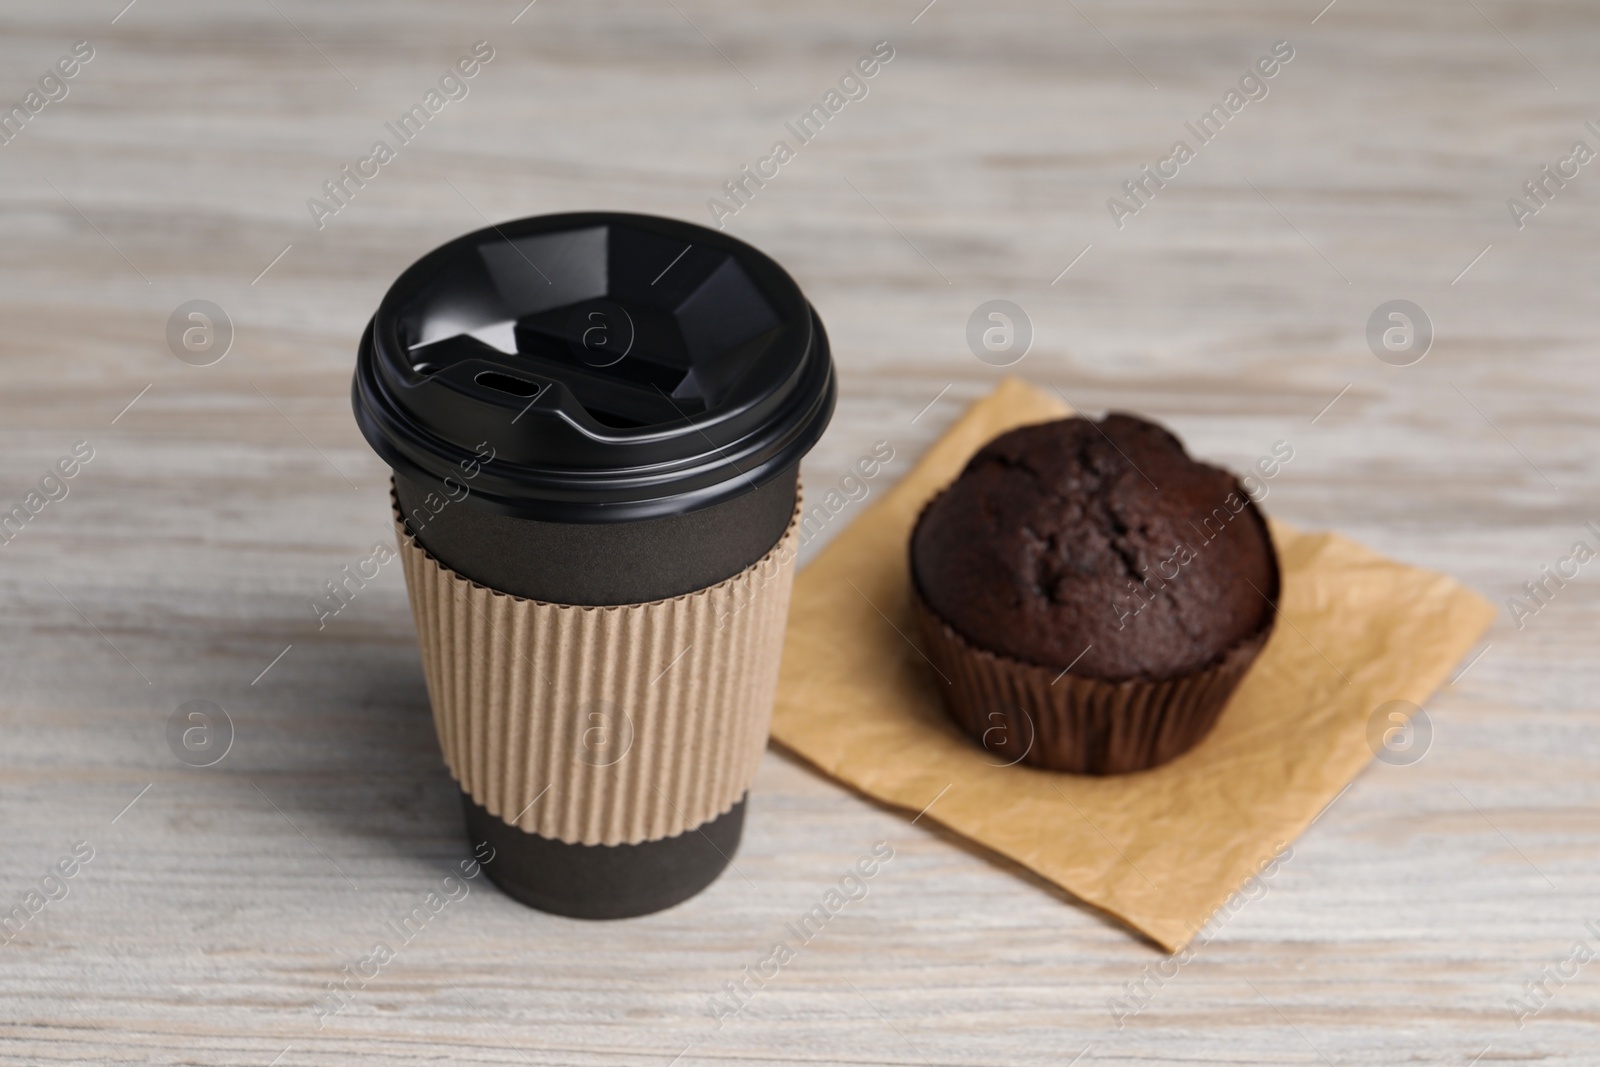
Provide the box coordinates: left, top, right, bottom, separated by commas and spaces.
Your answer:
394, 499, 800, 847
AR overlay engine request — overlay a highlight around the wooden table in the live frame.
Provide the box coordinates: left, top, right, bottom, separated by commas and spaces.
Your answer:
0, 0, 1594, 1062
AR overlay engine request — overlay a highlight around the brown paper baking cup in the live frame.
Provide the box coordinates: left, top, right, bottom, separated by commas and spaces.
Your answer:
912, 583, 1275, 775
394, 495, 800, 846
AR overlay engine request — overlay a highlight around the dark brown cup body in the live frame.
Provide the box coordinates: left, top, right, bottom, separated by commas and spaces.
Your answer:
398, 467, 797, 918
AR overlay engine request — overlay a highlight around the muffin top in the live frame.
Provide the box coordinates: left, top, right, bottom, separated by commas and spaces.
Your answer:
910, 413, 1277, 681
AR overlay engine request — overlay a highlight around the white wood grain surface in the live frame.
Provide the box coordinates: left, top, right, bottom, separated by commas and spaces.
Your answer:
0, 0, 1596, 1063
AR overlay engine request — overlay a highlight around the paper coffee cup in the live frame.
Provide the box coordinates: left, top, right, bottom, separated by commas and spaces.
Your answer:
353, 212, 835, 917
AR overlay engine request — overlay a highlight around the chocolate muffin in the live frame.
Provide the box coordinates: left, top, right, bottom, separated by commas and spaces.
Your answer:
910, 413, 1279, 774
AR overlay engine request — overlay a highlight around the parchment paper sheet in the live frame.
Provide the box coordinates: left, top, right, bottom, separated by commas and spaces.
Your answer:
771, 377, 1494, 951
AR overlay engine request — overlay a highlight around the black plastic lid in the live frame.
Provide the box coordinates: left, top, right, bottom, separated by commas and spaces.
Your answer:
353, 212, 835, 523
